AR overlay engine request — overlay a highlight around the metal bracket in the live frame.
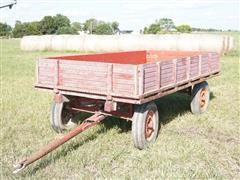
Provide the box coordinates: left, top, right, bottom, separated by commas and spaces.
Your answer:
104, 101, 117, 112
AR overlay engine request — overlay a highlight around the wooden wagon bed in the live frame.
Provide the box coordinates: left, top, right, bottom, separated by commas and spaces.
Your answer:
35, 50, 220, 104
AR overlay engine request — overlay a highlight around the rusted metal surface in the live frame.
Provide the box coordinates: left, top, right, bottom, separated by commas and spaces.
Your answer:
145, 110, 155, 141
13, 113, 106, 173
199, 88, 208, 108
68, 97, 133, 120
35, 50, 220, 104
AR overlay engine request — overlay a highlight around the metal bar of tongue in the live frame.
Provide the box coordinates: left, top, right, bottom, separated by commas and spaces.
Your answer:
13, 113, 106, 173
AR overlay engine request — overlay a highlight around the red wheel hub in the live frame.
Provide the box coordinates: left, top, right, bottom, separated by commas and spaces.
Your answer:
145, 110, 155, 141
199, 88, 207, 108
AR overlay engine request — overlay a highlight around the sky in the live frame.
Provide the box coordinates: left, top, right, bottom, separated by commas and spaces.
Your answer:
0, 0, 239, 32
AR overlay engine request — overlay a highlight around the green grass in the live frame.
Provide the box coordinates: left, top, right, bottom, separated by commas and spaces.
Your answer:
1, 34, 240, 179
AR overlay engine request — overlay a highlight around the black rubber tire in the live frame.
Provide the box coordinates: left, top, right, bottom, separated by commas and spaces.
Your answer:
131, 102, 160, 150
190, 81, 210, 114
51, 101, 77, 133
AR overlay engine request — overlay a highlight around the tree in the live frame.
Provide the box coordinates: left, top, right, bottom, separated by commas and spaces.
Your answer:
71, 22, 82, 32
83, 18, 98, 34
12, 21, 41, 38
95, 23, 113, 35
53, 14, 71, 29
39, 16, 56, 34
143, 23, 161, 34
157, 18, 175, 32
176, 24, 192, 33
56, 26, 78, 34
12, 21, 24, 38
0, 22, 12, 36
143, 18, 175, 34
111, 21, 119, 33
83, 19, 119, 34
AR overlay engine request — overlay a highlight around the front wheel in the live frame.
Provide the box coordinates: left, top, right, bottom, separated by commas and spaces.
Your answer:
51, 100, 77, 133
190, 81, 210, 114
131, 102, 160, 150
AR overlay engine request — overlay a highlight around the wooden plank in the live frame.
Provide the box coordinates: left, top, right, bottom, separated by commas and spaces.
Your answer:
161, 68, 173, 74
60, 60, 108, 67
144, 81, 156, 88
60, 65, 107, 72
60, 76, 107, 83
38, 80, 54, 86
144, 71, 157, 78
61, 70, 107, 78
113, 73, 134, 80
144, 68, 157, 74
177, 69, 187, 74
113, 79, 134, 85
38, 60, 56, 67
113, 85, 134, 92
161, 78, 174, 84
160, 63, 174, 70
113, 64, 136, 73
39, 67, 55, 73
143, 63, 157, 68
61, 73, 107, 80
60, 84, 107, 92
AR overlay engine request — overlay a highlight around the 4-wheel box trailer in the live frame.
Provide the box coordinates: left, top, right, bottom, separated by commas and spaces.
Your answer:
14, 50, 220, 173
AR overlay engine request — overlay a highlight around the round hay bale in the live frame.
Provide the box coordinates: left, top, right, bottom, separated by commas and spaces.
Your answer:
21, 35, 53, 51
51, 35, 70, 51
228, 36, 235, 52
155, 34, 178, 51
65, 35, 85, 51
198, 34, 224, 54
20, 34, 231, 54
176, 34, 200, 51
116, 34, 141, 51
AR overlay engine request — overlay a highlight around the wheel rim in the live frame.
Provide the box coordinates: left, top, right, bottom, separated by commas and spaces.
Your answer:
61, 103, 74, 127
145, 110, 155, 141
199, 88, 208, 108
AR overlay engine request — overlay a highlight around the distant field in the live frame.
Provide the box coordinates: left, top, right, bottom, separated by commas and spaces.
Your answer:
0, 33, 239, 179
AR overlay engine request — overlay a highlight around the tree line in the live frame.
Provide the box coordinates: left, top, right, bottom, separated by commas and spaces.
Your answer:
143, 18, 192, 34
0, 14, 120, 38
0, 15, 229, 38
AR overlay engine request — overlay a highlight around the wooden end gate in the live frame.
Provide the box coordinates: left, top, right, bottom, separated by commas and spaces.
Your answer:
14, 50, 220, 173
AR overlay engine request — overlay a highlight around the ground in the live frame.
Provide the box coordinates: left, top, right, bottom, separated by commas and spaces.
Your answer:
0, 33, 239, 179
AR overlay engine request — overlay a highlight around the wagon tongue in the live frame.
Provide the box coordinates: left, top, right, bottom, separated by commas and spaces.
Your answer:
13, 113, 106, 174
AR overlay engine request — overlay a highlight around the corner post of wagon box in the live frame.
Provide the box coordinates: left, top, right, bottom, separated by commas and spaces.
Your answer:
105, 63, 116, 112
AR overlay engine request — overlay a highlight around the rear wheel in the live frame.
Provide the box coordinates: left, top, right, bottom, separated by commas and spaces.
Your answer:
190, 81, 210, 114
51, 100, 77, 133
132, 102, 160, 150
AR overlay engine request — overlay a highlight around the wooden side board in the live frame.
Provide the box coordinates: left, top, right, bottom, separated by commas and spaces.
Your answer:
36, 52, 220, 104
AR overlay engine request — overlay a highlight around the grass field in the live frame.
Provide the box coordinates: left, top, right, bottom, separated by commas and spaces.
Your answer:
1, 34, 240, 179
